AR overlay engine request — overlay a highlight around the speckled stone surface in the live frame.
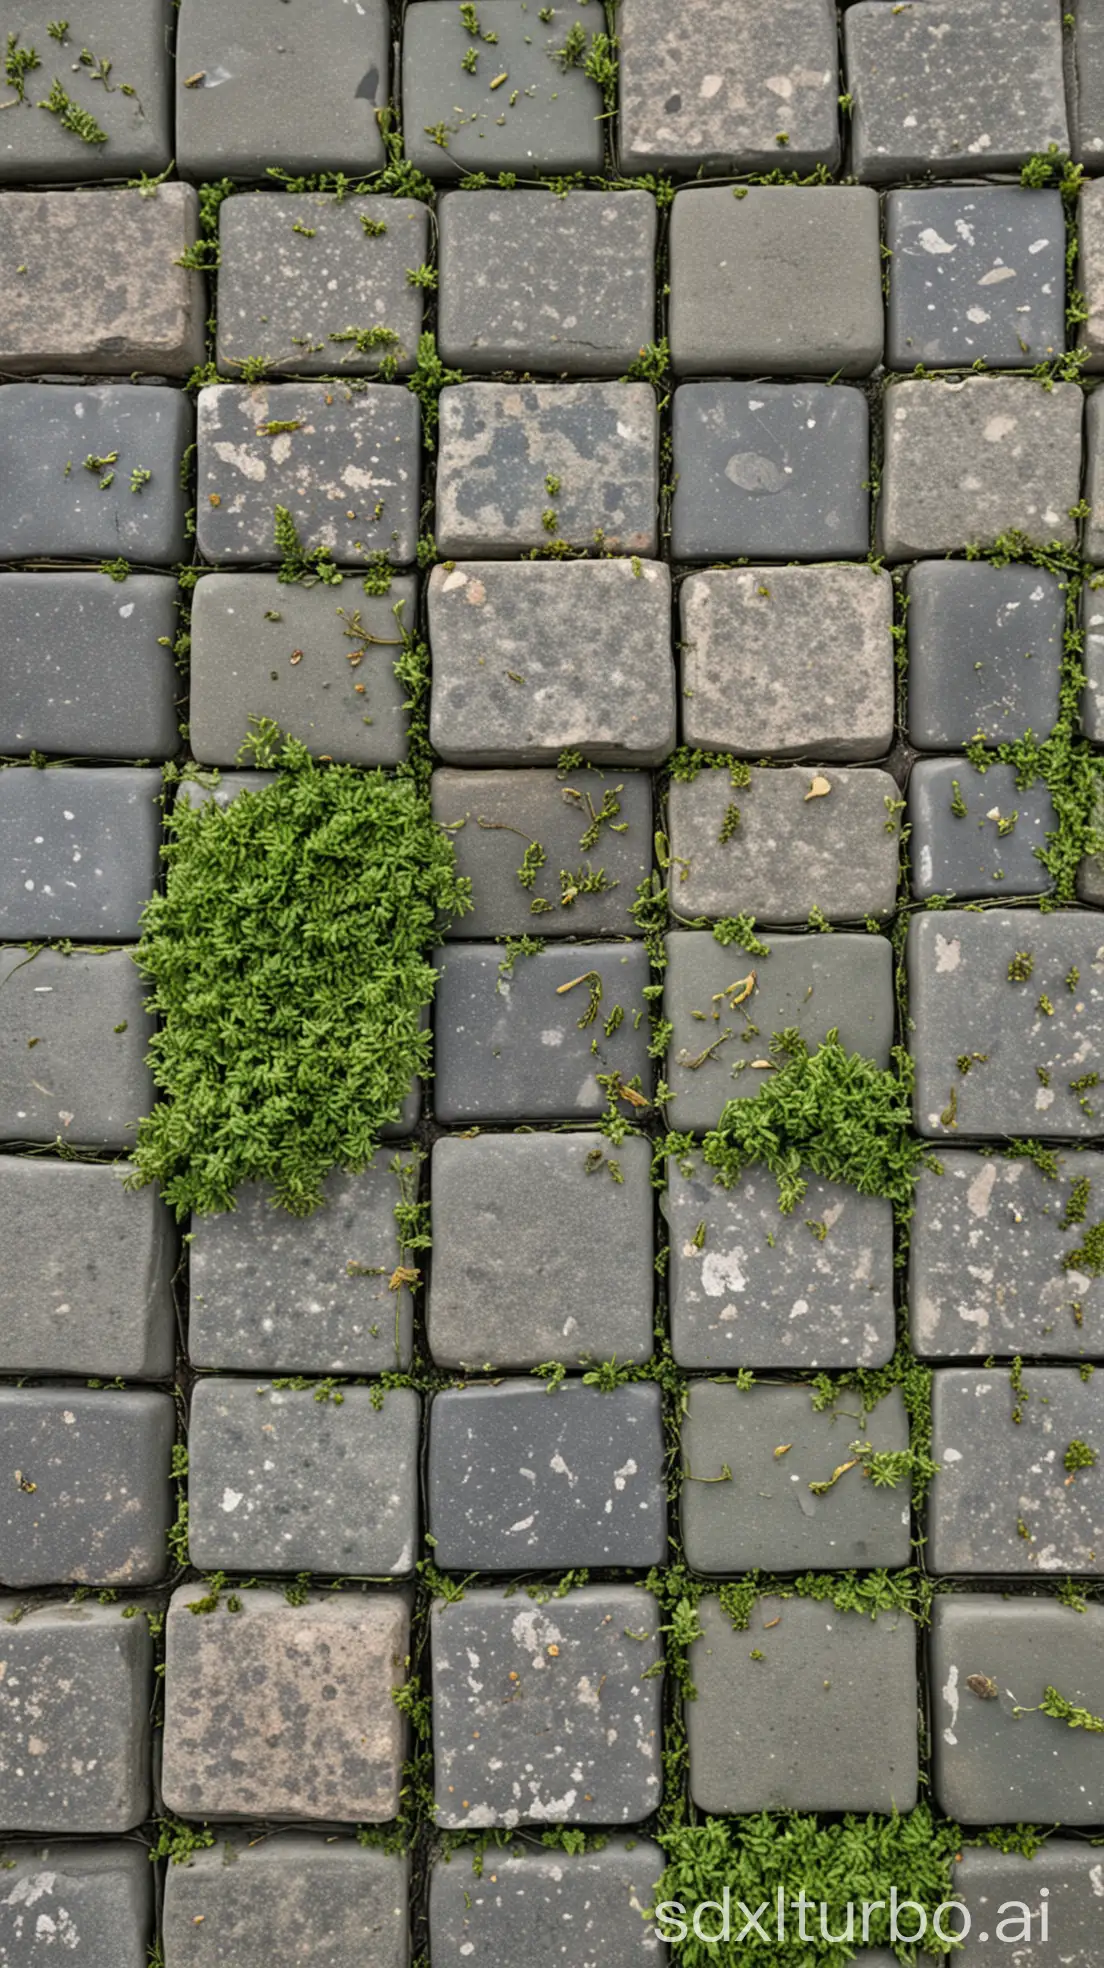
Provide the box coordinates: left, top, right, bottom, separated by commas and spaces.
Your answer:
161, 1837, 409, 1968
0, 1840, 152, 1967
1081, 386, 1104, 561
1080, 181, 1104, 372
0, 573, 180, 761
1075, 4, 1104, 166
0, 3, 172, 184
952, 1842, 1104, 1966
0, 384, 192, 566
432, 1586, 662, 1829
429, 1840, 664, 1968
0, 1601, 153, 1834
906, 560, 1065, 751
886, 188, 1065, 369
0, 1387, 173, 1589
1083, 578, 1104, 741
0, 948, 154, 1150
0, 767, 162, 941
671, 383, 869, 562
908, 759, 1056, 900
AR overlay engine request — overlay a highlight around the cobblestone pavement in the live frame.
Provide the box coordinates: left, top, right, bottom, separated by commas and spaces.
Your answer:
2, 4, 1104, 1965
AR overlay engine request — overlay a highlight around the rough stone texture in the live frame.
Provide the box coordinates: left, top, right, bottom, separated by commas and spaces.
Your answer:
663, 930, 895, 1134
667, 766, 901, 924
1074, 1, 1104, 167
906, 560, 1064, 751
161, 1586, 409, 1823
907, 910, 1104, 1140
216, 193, 428, 378
679, 564, 895, 761
952, 1842, 1104, 1966
0, 186, 205, 377
930, 1596, 1104, 1825
0, 3, 172, 184
687, 1595, 919, 1815
908, 759, 1056, 900
879, 377, 1083, 560
0, 1601, 153, 1833
1083, 576, 1104, 740
0, 1158, 175, 1379
0, 1387, 173, 1589
431, 767, 653, 937
189, 571, 415, 766
886, 187, 1065, 369
1082, 386, 1104, 560
669, 186, 882, 377
671, 383, 869, 562
430, 1842, 664, 1966
435, 384, 658, 558
188, 1381, 420, 1576
432, 1586, 663, 1829
428, 1132, 654, 1371
845, 0, 1069, 184
0, 572, 180, 761
617, 0, 840, 176
437, 190, 657, 377
432, 941, 653, 1126
427, 559, 674, 766
161, 1837, 409, 1968
195, 382, 421, 567
0, 1841, 152, 1968
428, 1380, 666, 1571
0, 384, 192, 566
0, 767, 162, 942
665, 1156, 896, 1371
0, 948, 155, 1151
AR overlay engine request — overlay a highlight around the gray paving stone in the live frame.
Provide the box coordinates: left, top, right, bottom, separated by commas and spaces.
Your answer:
1083, 576, 1104, 740
617, 0, 840, 176
930, 1595, 1104, 1825
0, 384, 192, 566
952, 1842, 1104, 1966
1082, 386, 1104, 560
435, 383, 658, 558
671, 383, 869, 563
0, 1840, 152, 1968
663, 930, 895, 1134
0, 767, 162, 941
401, 2, 605, 180
679, 564, 895, 761
667, 766, 901, 925
0, 4, 172, 185
428, 559, 674, 766
428, 1131, 654, 1371
432, 1585, 662, 1829
0, 572, 180, 761
907, 909, 1104, 1140
430, 1839, 664, 1967
175, 0, 390, 181
887, 187, 1065, 370
195, 382, 421, 567
687, 1595, 919, 1815
670, 186, 882, 378
845, 0, 1068, 184
0, 1601, 153, 1834
161, 1836, 409, 1968
216, 193, 428, 379
665, 1156, 896, 1371
879, 377, 1083, 560
906, 560, 1065, 751
1074, 0, 1104, 168
161, 1585, 410, 1823
437, 188, 656, 377
908, 759, 1056, 900
0, 1386, 173, 1588
0, 1158, 175, 1379
0, 947, 155, 1150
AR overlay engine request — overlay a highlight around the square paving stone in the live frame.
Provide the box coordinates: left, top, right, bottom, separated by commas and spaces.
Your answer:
428, 1380, 666, 1571
216, 193, 428, 380
952, 1841, 1104, 1967
0, 1840, 152, 1968
432, 1585, 662, 1829
0, 385, 191, 566
428, 559, 674, 767
908, 759, 1056, 900
401, 2, 605, 180
435, 383, 658, 558
907, 910, 1104, 1140
195, 382, 420, 568
670, 186, 882, 378
0, 1158, 175, 1379
0, 947, 155, 1150
666, 1155, 896, 1371
928, 1366, 1104, 1575
687, 1594, 919, 1815
188, 1381, 420, 1577
668, 766, 901, 925
432, 941, 653, 1126
161, 1586, 410, 1823
930, 1595, 1104, 1825
886, 188, 1065, 370
1081, 387, 1104, 560
679, 564, 895, 761
906, 560, 1065, 751
0, 4, 172, 184
878, 377, 1083, 560
161, 1836, 408, 1968
0, 1600, 153, 1834
428, 1131, 654, 1370
0, 1386, 173, 1588
617, 0, 840, 176
845, 0, 1069, 184
0, 767, 162, 942
671, 384, 869, 563
430, 1838, 664, 1967
1075, 2, 1104, 167
663, 930, 895, 1134
0, 572, 179, 760
175, 0, 390, 181
1083, 576, 1104, 740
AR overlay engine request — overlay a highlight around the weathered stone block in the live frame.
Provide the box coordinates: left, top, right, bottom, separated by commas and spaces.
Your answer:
1083, 576, 1104, 740
887, 187, 1065, 369
0, 384, 192, 565
1074, 0, 1104, 167
430, 1840, 664, 1967
0, 948, 155, 1150
1081, 386, 1104, 559
161, 1837, 409, 1968
908, 759, 1055, 900
0, 1387, 173, 1588
0, 767, 162, 942
0, 572, 179, 761
0, 4, 172, 184
906, 560, 1064, 751
0, 1600, 153, 1833
952, 1841, 1104, 1966
671, 383, 869, 561
0, 1841, 152, 1968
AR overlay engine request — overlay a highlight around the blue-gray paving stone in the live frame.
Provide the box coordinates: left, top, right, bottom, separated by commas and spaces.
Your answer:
886, 188, 1065, 369
0, 1601, 153, 1834
432, 941, 652, 1126
0, 948, 155, 1150
1075, 4, 1104, 168
908, 759, 1055, 901
1083, 576, 1104, 740
0, 573, 179, 760
907, 910, 1104, 1140
429, 1839, 664, 1968
930, 1595, 1104, 1825
1082, 387, 1104, 561
953, 1842, 1104, 1967
0, 767, 162, 942
906, 560, 1064, 751
0, 4, 172, 184
0, 1841, 152, 1968
0, 385, 191, 566
0, 1386, 173, 1589
161, 1836, 409, 1968
428, 1381, 666, 1571
432, 1586, 662, 1829
428, 1132, 653, 1372
671, 383, 869, 563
